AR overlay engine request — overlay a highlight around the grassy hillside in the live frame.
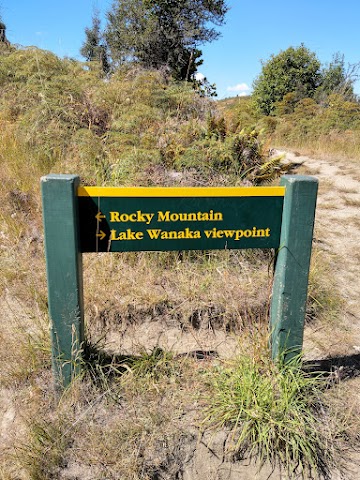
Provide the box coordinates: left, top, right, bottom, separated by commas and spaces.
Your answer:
0, 44, 358, 479
218, 92, 360, 161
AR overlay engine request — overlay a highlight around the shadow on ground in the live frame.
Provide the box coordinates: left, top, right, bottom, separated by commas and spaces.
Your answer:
83, 341, 219, 383
304, 353, 360, 381
84, 341, 360, 388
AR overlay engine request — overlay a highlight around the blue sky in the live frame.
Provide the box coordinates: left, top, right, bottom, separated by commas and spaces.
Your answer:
1, 0, 360, 98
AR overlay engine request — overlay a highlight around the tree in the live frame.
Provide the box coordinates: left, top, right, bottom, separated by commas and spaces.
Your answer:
80, 12, 110, 74
316, 53, 356, 102
0, 16, 8, 44
252, 45, 321, 115
105, 0, 228, 80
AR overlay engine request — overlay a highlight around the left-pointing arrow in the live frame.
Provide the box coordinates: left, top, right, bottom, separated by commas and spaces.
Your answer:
95, 211, 106, 222
96, 230, 106, 241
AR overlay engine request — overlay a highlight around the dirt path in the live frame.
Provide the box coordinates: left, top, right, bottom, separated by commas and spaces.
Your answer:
180, 151, 360, 480
278, 150, 360, 357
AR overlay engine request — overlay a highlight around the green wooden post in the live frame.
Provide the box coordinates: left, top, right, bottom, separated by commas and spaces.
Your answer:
41, 174, 84, 389
270, 175, 318, 361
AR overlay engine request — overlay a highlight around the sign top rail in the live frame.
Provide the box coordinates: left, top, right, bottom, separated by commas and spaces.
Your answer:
78, 186, 286, 198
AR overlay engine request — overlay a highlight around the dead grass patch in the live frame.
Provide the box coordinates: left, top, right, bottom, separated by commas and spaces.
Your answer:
346, 215, 360, 228
337, 185, 359, 194
306, 248, 343, 325
317, 178, 335, 195
317, 200, 341, 210
83, 250, 273, 357
342, 195, 360, 207
8, 354, 202, 480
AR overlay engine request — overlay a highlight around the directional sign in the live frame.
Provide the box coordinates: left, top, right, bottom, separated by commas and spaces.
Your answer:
41, 175, 318, 388
77, 186, 285, 253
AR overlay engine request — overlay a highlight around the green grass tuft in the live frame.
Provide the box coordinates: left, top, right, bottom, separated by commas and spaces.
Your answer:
203, 353, 333, 478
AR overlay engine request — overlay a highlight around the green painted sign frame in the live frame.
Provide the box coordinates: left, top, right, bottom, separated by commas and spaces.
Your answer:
41, 175, 318, 388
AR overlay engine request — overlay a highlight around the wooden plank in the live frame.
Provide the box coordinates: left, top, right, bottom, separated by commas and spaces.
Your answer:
270, 175, 318, 361
41, 174, 84, 389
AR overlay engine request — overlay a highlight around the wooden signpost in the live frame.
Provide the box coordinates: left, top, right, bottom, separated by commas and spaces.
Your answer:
41, 174, 318, 388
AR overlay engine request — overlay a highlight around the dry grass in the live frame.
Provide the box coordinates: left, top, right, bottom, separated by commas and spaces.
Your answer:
337, 186, 358, 194
345, 215, 360, 228
272, 133, 360, 166
0, 230, 349, 479
353, 246, 360, 262
305, 250, 344, 344
342, 195, 360, 207
1, 45, 360, 480
317, 201, 342, 210
2, 352, 204, 480
83, 249, 273, 357
317, 178, 335, 195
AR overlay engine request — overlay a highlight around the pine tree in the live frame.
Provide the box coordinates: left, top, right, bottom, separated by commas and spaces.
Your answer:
80, 12, 110, 74
0, 16, 8, 44
105, 0, 228, 80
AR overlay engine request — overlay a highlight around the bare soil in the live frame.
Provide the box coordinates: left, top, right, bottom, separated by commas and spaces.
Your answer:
282, 150, 360, 358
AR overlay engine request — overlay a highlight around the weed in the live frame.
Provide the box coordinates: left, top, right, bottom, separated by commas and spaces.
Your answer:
121, 347, 176, 380
17, 420, 70, 480
203, 352, 333, 478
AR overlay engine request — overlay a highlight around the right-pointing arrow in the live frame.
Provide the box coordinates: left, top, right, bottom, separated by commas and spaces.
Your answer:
96, 230, 106, 241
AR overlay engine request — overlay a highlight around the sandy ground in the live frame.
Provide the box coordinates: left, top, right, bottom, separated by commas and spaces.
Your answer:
280, 150, 360, 357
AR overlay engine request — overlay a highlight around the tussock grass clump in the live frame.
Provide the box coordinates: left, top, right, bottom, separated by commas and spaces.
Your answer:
17, 419, 72, 480
121, 347, 176, 380
203, 346, 334, 478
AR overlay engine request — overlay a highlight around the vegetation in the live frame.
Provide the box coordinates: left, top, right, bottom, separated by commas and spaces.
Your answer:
316, 53, 355, 102
0, 15, 7, 44
0, 45, 292, 190
205, 353, 333, 478
0, 32, 360, 479
80, 0, 229, 81
252, 45, 357, 116
220, 46, 360, 160
80, 11, 110, 74
253, 45, 321, 115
